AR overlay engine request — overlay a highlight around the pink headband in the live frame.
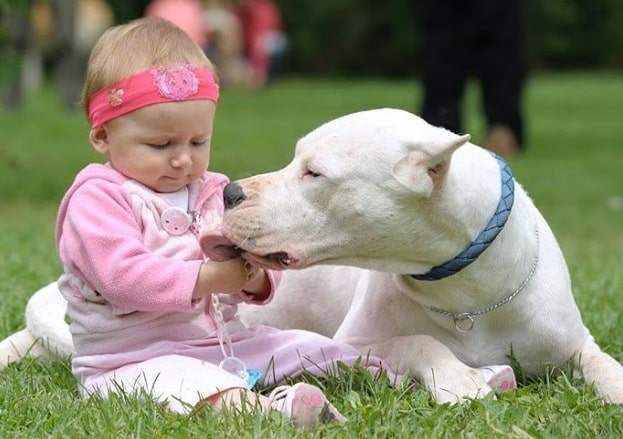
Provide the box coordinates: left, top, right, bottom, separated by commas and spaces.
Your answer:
88, 65, 219, 127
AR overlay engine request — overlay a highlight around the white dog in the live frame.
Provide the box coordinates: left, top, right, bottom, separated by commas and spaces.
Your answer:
201, 108, 623, 404
2, 108, 622, 405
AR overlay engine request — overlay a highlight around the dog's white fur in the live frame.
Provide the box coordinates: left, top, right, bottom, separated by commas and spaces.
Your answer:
213, 109, 623, 404
1, 109, 622, 405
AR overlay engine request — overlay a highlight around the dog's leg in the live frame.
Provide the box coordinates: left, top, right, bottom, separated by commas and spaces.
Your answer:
0, 328, 52, 368
25, 281, 75, 359
0, 282, 75, 369
573, 336, 623, 404
364, 334, 494, 404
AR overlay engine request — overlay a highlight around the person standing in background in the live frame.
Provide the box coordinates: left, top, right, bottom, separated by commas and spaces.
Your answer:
1, 0, 33, 109
145, 0, 209, 52
412, 0, 527, 157
233, 0, 287, 88
1, 0, 113, 110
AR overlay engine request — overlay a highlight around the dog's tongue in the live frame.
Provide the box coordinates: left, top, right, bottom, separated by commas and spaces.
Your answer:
200, 229, 241, 261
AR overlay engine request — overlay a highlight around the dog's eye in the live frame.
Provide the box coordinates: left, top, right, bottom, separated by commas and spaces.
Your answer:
304, 169, 322, 178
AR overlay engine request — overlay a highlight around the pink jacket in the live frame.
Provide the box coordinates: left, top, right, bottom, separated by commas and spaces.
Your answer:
56, 163, 279, 357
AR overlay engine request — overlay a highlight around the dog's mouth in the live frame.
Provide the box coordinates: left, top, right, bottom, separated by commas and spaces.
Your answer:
241, 250, 299, 270
200, 230, 300, 270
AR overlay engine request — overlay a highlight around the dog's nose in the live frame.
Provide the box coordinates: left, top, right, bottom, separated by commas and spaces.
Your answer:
223, 182, 247, 209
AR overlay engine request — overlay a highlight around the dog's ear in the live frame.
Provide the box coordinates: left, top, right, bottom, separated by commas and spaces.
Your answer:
392, 134, 470, 197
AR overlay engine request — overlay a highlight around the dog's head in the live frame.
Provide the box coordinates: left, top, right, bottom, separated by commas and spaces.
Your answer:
201, 108, 472, 272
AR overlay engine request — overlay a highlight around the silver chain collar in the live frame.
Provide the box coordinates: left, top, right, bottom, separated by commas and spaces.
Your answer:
428, 223, 540, 333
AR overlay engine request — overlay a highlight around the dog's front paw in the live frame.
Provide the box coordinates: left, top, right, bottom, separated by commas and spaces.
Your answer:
593, 377, 623, 405
425, 367, 495, 404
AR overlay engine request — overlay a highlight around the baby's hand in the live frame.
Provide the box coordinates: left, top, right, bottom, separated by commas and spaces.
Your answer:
242, 263, 268, 296
195, 257, 253, 296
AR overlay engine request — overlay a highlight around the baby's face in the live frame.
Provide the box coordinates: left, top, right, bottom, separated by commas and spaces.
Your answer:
90, 99, 217, 193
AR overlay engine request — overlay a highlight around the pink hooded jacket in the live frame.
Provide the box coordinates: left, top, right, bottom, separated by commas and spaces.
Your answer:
56, 163, 279, 358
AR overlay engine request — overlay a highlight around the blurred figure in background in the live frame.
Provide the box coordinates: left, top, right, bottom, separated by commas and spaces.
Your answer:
1, 0, 113, 110
48, 0, 80, 108
145, 0, 209, 53
232, 0, 287, 88
412, 0, 527, 157
1, 0, 33, 109
55, 0, 113, 108
203, 0, 255, 89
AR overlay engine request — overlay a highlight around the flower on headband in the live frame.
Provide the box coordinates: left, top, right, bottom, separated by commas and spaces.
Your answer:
108, 88, 124, 107
152, 66, 199, 100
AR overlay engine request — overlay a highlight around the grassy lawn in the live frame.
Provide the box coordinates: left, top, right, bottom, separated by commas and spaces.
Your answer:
1, 72, 623, 437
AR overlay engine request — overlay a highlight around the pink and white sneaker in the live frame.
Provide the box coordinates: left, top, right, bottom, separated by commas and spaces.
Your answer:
267, 382, 347, 429
479, 365, 517, 393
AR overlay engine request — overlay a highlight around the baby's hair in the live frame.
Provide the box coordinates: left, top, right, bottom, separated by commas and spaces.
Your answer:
81, 17, 217, 118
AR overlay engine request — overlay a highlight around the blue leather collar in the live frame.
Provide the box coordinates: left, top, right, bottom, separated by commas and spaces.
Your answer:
411, 154, 515, 281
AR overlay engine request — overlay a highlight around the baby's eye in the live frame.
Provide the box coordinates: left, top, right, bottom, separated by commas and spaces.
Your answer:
147, 141, 171, 149
191, 139, 208, 147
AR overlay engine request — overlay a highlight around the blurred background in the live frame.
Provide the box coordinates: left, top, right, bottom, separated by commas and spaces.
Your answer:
1, 0, 622, 208
1, 0, 622, 223
1, 0, 622, 105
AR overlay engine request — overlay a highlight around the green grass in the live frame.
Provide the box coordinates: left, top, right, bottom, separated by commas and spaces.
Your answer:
1, 72, 623, 437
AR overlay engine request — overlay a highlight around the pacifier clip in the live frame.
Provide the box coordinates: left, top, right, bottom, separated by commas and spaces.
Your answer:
210, 294, 262, 388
